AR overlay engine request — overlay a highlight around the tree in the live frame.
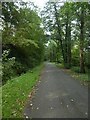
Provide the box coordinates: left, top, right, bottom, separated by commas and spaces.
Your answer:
44, 39, 58, 61
42, 1, 89, 72
59, 2, 73, 68
2, 2, 45, 83
73, 2, 90, 73
41, 1, 66, 64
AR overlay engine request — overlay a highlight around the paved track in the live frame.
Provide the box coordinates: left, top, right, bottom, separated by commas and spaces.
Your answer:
24, 62, 88, 118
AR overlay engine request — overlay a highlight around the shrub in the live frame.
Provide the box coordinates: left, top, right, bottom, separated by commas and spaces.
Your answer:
2, 49, 29, 84
71, 57, 80, 66
2, 50, 16, 84
13, 61, 27, 75
71, 66, 80, 73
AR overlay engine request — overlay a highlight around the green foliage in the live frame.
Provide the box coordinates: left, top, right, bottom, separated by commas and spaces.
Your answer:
56, 63, 64, 69
71, 66, 80, 73
44, 40, 58, 62
2, 2, 45, 83
2, 49, 27, 84
13, 61, 27, 75
2, 50, 16, 84
42, 2, 89, 72
71, 45, 80, 66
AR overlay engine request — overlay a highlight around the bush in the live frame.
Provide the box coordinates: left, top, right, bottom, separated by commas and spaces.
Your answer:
2, 50, 28, 84
2, 59, 16, 84
13, 61, 27, 75
2, 50, 16, 84
71, 66, 80, 73
71, 57, 80, 66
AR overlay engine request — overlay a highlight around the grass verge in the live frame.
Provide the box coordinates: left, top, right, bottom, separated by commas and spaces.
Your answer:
2, 64, 44, 118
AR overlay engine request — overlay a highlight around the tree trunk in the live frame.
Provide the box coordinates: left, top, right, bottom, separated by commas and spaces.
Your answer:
64, 17, 68, 68
54, 4, 65, 64
65, 13, 71, 68
67, 23, 71, 68
80, 5, 85, 73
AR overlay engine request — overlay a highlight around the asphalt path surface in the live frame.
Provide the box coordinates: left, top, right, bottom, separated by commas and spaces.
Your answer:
24, 62, 88, 118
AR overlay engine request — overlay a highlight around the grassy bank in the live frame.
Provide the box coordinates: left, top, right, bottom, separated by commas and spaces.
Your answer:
2, 64, 44, 118
56, 63, 88, 85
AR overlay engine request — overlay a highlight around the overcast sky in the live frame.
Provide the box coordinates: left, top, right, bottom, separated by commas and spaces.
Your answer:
23, 0, 49, 9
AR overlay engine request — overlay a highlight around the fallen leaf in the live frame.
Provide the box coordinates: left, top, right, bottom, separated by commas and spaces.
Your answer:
28, 94, 31, 97
67, 105, 69, 108
50, 107, 53, 109
85, 112, 88, 115
26, 116, 29, 118
24, 113, 26, 116
36, 107, 39, 110
70, 99, 74, 102
30, 103, 33, 106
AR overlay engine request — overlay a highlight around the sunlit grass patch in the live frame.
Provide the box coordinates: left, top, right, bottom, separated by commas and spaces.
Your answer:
2, 64, 43, 118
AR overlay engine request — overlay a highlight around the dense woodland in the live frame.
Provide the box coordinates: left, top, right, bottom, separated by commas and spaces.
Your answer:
1, 1, 90, 84
42, 2, 90, 71
1, 2, 46, 84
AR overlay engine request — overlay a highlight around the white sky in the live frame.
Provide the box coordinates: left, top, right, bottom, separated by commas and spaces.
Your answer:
23, 0, 49, 9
